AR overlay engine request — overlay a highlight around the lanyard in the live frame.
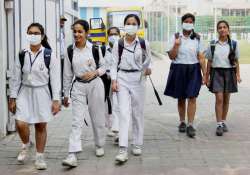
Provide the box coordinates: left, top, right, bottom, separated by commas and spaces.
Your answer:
123, 41, 138, 54
29, 50, 42, 72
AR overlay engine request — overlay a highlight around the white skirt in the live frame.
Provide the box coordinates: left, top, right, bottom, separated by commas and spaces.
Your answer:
14, 85, 53, 124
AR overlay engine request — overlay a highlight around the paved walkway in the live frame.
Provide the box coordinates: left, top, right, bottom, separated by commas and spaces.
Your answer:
1, 57, 250, 175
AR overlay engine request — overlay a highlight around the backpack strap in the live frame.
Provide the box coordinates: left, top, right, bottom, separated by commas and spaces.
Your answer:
43, 48, 52, 70
210, 40, 216, 59
138, 37, 147, 63
67, 44, 74, 64
118, 38, 124, 66
92, 44, 106, 69
232, 40, 237, 52
19, 50, 27, 71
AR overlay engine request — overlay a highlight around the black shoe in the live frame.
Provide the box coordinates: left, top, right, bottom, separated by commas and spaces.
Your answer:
178, 122, 187, 133
222, 123, 228, 132
216, 126, 224, 136
186, 125, 196, 138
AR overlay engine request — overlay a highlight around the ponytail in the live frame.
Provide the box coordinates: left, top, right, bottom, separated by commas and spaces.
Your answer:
27, 23, 52, 50
190, 29, 200, 40
227, 35, 236, 66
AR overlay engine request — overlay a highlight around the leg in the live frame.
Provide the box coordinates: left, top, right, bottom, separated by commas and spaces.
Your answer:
215, 92, 224, 123
117, 85, 131, 148
222, 93, 230, 121
88, 79, 106, 148
131, 83, 145, 147
34, 123, 47, 153
16, 120, 30, 145
187, 97, 196, 124
178, 99, 186, 122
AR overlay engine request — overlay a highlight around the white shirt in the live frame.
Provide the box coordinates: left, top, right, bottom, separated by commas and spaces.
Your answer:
205, 39, 240, 68
111, 37, 152, 80
166, 32, 204, 64
63, 41, 106, 97
9, 46, 61, 100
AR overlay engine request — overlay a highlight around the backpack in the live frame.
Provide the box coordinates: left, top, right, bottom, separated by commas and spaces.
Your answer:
117, 37, 147, 67
210, 40, 237, 59
67, 44, 112, 114
19, 48, 52, 98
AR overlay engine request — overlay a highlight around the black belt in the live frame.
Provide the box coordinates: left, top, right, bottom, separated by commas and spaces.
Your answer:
75, 76, 97, 83
120, 69, 139, 73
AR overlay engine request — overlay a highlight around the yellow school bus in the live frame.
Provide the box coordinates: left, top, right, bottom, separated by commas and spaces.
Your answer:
106, 7, 147, 38
88, 18, 107, 45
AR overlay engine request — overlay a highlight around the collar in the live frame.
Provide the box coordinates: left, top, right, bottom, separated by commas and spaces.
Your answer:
73, 40, 92, 50
124, 36, 139, 46
27, 45, 44, 54
216, 38, 229, 45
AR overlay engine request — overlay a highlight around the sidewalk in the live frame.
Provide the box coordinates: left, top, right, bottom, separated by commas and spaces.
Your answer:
0, 58, 250, 175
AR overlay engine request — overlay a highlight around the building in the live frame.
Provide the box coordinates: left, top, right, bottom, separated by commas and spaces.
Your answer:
0, 0, 79, 138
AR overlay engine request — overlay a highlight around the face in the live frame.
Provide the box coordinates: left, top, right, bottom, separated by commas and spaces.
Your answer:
108, 28, 119, 37
183, 17, 194, 24
217, 22, 229, 37
27, 26, 43, 37
125, 17, 138, 26
60, 20, 65, 28
73, 24, 88, 43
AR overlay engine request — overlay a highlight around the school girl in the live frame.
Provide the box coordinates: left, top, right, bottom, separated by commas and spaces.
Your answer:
62, 20, 106, 167
105, 26, 121, 144
205, 20, 241, 136
111, 14, 152, 163
164, 13, 206, 138
8, 23, 61, 170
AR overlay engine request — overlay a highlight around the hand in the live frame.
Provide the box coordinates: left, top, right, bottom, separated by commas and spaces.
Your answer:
63, 97, 70, 107
112, 81, 119, 92
81, 71, 97, 81
202, 76, 206, 85
52, 100, 61, 116
8, 98, 16, 114
144, 68, 152, 76
236, 73, 242, 83
205, 76, 210, 87
174, 38, 181, 47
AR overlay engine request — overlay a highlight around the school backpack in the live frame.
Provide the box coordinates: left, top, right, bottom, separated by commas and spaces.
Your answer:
117, 37, 147, 67
210, 40, 237, 59
67, 44, 112, 114
19, 48, 52, 98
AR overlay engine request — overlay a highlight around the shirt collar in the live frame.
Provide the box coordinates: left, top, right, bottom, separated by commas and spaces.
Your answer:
124, 36, 139, 46
27, 45, 44, 54
73, 40, 92, 50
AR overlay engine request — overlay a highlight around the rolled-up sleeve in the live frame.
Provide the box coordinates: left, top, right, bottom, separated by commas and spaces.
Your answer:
63, 51, 74, 97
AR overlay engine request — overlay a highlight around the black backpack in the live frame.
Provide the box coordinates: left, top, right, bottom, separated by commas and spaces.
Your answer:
19, 48, 52, 98
210, 40, 237, 60
67, 44, 112, 114
117, 37, 147, 67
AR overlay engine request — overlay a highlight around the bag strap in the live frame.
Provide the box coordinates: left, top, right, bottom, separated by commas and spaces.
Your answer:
19, 50, 26, 71
210, 40, 216, 59
43, 48, 52, 70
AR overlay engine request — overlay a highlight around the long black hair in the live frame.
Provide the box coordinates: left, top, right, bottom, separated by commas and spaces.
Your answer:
181, 13, 200, 40
27, 23, 51, 50
217, 20, 236, 66
124, 14, 141, 26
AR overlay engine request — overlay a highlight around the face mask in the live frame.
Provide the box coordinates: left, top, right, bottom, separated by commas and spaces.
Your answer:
182, 23, 194, 31
26, 34, 42, 46
108, 35, 120, 45
124, 25, 138, 36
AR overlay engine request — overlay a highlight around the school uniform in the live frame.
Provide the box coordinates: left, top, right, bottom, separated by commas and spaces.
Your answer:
164, 32, 204, 99
104, 46, 119, 132
111, 37, 151, 148
205, 39, 239, 93
9, 46, 61, 123
63, 41, 106, 153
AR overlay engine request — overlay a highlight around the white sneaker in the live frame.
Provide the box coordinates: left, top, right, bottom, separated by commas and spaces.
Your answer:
35, 154, 47, 170
132, 145, 142, 156
115, 148, 128, 163
107, 130, 116, 137
62, 154, 78, 167
95, 147, 105, 157
17, 141, 33, 162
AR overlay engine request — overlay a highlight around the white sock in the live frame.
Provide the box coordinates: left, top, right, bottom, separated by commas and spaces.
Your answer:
188, 122, 193, 126
217, 122, 223, 127
180, 120, 185, 123
22, 141, 31, 149
36, 152, 44, 157
222, 120, 226, 124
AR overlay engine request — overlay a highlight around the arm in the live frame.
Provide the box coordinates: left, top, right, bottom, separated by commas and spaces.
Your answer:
235, 43, 241, 83
206, 60, 212, 86
167, 36, 180, 60
110, 42, 119, 92
96, 46, 106, 76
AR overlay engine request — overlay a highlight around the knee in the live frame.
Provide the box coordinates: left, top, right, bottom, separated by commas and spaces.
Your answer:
188, 98, 196, 105
35, 123, 47, 133
216, 97, 223, 105
16, 121, 28, 130
178, 99, 186, 106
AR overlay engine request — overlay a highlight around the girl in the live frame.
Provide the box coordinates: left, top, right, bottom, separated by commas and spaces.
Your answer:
8, 23, 61, 170
62, 20, 106, 167
164, 13, 206, 138
111, 14, 152, 163
205, 20, 241, 136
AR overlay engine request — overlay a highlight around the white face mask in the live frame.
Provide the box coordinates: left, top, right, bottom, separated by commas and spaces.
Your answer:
182, 23, 194, 31
124, 25, 138, 36
108, 35, 120, 45
26, 34, 42, 46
